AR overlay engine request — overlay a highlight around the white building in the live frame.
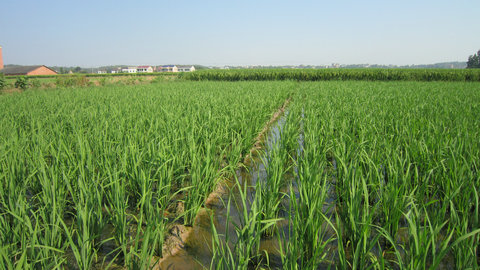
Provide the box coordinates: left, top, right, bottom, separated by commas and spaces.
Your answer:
177, 65, 196, 72
157, 65, 178, 72
122, 67, 137, 73
137, 66, 154, 73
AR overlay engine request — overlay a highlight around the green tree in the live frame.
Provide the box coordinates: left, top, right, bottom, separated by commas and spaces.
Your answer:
467, 50, 480, 68
15, 76, 29, 90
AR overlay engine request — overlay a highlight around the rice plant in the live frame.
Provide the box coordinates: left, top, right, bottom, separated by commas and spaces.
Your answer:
1, 79, 479, 269
0, 81, 292, 268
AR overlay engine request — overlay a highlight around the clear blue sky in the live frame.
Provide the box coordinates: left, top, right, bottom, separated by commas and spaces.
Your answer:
1, 0, 479, 67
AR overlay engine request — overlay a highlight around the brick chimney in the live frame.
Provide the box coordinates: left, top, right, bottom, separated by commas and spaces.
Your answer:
0, 46, 3, 70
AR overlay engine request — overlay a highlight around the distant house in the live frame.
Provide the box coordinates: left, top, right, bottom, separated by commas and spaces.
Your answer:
97, 70, 107, 74
157, 65, 178, 72
108, 67, 122, 74
137, 66, 154, 73
121, 67, 137, 73
0, 65, 58, 76
177, 65, 196, 72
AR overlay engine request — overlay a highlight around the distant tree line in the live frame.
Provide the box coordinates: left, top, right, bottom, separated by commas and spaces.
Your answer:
56, 66, 88, 74
467, 50, 480, 68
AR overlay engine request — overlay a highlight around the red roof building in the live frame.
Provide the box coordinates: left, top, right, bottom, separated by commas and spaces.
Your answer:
0, 65, 58, 76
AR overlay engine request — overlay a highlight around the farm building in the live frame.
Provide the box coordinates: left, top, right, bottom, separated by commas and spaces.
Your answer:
0, 65, 58, 76
157, 65, 178, 72
137, 66, 154, 73
121, 67, 137, 73
177, 65, 196, 72
109, 67, 122, 74
156, 65, 196, 72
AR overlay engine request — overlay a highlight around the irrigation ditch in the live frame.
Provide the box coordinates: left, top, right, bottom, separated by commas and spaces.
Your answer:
156, 97, 294, 269
57, 85, 295, 270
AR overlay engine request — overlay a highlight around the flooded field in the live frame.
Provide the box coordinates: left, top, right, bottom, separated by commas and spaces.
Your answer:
1, 81, 479, 269
160, 82, 480, 269
158, 101, 291, 269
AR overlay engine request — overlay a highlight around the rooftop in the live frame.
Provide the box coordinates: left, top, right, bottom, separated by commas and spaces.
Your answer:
0, 65, 51, 75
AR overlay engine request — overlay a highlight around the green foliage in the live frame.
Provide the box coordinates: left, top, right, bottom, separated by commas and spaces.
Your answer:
14, 76, 29, 90
183, 68, 480, 82
0, 81, 291, 268
467, 50, 480, 68
30, 78, 41, 89
55, 75, 90, 87
1, 81, 479, 269
291, 81, 480, 269
213, 81, 480, 269
0, 73, 5, 90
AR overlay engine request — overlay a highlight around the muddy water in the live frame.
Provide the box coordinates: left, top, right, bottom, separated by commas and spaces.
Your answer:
157, 112, 292, 269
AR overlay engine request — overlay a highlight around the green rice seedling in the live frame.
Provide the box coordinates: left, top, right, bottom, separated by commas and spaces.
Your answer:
256, 108, 299, 238
402, 201, 451, 269
0, 151, 31, 268
33, 153, 69, 268
104, 171, 129, 260
435, 183, 480, 269
0, 145, 67, 268
2, 79, 479, 268
0, 81, 293, 268
294, 168, 333, 266
299, 81, 480, 268
449, 198, 479, 269
376, 157, 411, 245
238, 178, 279, 268
228, 180, 258, 268
184, 140, 218, 226
258, 144, 289, 237
274, 97, 334, 268
209, 189, 237, 269
279, 182, 333, 269
332, 144, 380, 265
61, 174, 105, 269
335, 163, 382, 268
120, 197, 163, 270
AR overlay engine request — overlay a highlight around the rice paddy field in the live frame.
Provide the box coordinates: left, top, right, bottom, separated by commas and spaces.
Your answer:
0, 75, 479, 269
